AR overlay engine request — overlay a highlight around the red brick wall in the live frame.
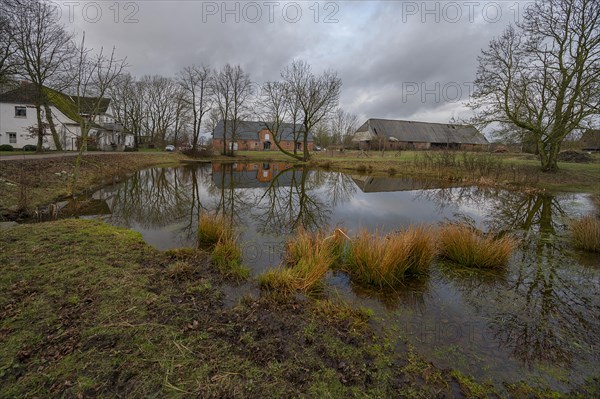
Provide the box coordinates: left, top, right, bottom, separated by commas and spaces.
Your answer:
214, 130, 313, 152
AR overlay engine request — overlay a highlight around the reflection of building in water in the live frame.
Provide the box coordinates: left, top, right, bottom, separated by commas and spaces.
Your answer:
351, 176, 450, 193
212, 162, 301, 188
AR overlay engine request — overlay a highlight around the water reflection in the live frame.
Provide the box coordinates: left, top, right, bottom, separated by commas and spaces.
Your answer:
65, 163, 599, 390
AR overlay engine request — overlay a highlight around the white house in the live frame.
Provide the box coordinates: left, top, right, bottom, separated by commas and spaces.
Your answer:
0, 83, 134, 151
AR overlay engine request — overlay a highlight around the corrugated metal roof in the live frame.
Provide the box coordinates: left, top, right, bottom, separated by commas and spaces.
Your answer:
353, 118, 488, 145
213, 120, 313, 142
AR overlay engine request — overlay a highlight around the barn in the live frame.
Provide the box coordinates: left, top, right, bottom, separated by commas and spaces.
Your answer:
352, 118, 489, 150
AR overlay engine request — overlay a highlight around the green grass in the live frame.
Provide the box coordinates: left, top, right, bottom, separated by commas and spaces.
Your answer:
438, 223, 517, 268
570, 216, 600, 252
0, 151, 39, 156
211, 236, 250, 280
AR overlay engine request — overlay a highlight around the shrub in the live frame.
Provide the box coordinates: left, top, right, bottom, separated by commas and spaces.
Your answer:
259, 228, 346, 294
345, 226, 436, 288
438, 224, 516, 268
356, 164, 367, 173
388, 167, 397, 175
570, 216, 600, 252
124, 146, 139, 152
212, 235, 249, 280
198, 213, 234, 247
0, 144, 14, 151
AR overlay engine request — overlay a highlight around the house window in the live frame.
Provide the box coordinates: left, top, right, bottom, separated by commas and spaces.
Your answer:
15, 107, 26, 117
8, 133, 17, 144
296, 142, 302, 150
265, 133, 270, 140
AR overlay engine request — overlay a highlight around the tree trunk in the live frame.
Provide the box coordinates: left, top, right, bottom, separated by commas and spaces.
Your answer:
35, 105, 44, 152
540, 141, 560, 172
43, 101, 63, 151
303, 132, 309, 161
222, 121, 227, 156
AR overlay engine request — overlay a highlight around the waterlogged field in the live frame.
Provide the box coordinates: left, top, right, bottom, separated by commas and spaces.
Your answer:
63, 162, 600, 392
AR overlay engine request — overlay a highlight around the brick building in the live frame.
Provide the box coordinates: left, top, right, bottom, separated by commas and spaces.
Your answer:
212, 120, 314, 152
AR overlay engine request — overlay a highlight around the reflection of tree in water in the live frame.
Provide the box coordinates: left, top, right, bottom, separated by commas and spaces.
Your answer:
250, 168, 357, 235
103, 167, 196, 229
314, 170, 357, 207
485, 192, 567, 235
426, 188, 599, 367
413, 185, 499, 213
212, 163, 254, 224
487, 237, 599, 367
179, 166, 211, 239
253, 167, 331, 235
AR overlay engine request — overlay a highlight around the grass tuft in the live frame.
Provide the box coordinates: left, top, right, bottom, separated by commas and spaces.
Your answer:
570, 216, 600, 252
259, 229, 345, 294
345, 226, 436, 288
198, 213, 234, 247
438, 224, 516, 268
212, 235, 250, 280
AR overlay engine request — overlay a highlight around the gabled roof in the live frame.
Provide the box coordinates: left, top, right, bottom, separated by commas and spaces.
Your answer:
0, 83, 111, 117
213, 120, 313, 142
354, 118, 488, 145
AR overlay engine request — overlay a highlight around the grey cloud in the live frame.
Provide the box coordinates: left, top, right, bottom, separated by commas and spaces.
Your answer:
56, 1, 515, 125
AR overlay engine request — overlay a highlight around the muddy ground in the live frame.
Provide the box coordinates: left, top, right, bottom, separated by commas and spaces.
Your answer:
1, 219, 596, 398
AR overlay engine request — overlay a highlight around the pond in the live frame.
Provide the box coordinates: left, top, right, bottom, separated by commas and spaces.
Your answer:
63, 162, 600, 392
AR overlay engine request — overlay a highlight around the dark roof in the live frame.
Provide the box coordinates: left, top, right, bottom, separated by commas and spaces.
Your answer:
354, 118, 489, 145
0, 83, 111, 115
580, 129, 600, 150
0, 83, 42, 103
213, 120, 313, 142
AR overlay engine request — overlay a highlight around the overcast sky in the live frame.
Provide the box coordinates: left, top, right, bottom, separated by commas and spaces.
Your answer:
56, 0, 522, 125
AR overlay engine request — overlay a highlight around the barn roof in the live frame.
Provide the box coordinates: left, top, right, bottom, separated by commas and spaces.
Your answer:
213, 120, 313, 142
353, 118, 488, 145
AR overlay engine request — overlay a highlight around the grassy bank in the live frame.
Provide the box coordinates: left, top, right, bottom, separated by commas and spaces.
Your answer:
206, 150, 600, 194
1, 219, 592, 397
0, 152, 185, 217
310, 150, 600, 194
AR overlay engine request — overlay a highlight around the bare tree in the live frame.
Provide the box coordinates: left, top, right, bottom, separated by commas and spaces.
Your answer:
282, 60, 341, 161
255, 81, 300, 159
7, 0, 73, 151
204, 107, 221, 134
0, 1, 18, 86
68, 34, 127, 194
178, 65, 212, 151
470, 0, 600, 172
143, 75, 181, 146
110, 73, 146, 148
330, 108, 358, 150
211, 64, 253, 156
171, 87, 191, 146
